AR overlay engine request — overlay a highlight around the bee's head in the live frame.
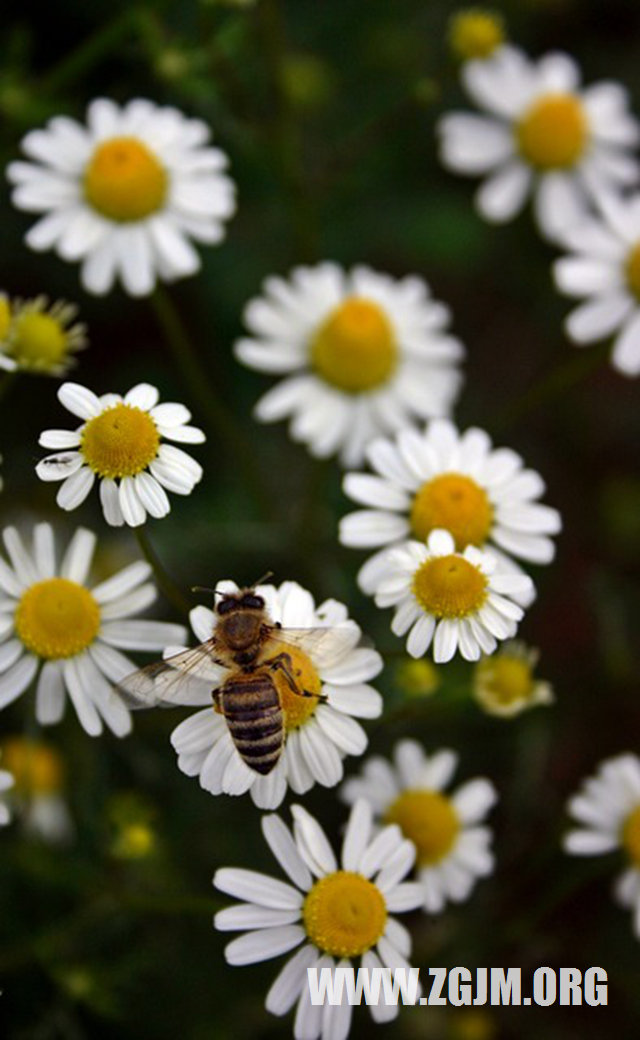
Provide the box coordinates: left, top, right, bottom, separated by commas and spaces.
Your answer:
216, 589, 265, 616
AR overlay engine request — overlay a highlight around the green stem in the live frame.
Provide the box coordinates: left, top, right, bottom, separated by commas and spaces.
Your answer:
493, 342, 610, 433
133, 527, 190, 617
149, 286, 275, 519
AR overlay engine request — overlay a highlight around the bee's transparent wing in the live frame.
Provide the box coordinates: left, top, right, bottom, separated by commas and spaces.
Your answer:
114, 641, 227, 710
267, 621, 362, 670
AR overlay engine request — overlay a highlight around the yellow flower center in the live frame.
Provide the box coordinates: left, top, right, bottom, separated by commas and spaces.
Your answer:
449, 10, 504, 61
475, 654, 533, 707
84, 136, 168, 222
81, 403, 160, 479
15, 578, 100, 660
9, 312, 68, 369
302, 871, 387, 957
625, 242, 640, 301
310, 297, 398, 393
411, 473, 494, 549
269, 641, 322, 732
622, 806, 640, 868
412, 554, 488, 618
385, 789, 459, 866
516, 93, 588, 170
0, 295, 11, 340
1, 738, 64, 795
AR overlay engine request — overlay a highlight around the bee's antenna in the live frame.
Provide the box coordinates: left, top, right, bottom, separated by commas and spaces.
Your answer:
191, 585, 222, 599
252, 570, 274, 588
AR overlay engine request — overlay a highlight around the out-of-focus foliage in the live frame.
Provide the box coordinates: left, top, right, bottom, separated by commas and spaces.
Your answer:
0, 1, 639, 1037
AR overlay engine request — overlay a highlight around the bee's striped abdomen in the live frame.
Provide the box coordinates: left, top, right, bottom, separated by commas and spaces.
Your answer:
221, 672, 284, 775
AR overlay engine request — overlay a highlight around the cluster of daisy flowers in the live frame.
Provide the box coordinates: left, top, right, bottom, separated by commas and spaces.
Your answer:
437, 17, 640, 376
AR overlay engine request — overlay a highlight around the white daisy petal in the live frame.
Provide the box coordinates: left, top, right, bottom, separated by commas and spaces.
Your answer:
224, 926, 305, 966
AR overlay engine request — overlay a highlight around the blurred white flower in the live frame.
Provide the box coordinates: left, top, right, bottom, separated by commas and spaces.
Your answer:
553, 190, 640, 376
234, 263, 464, 466
7, 98, 236, 296
1, 737, 73, 843
438, 46, 639, 241
36, 381, 205, 527
341, 740, 498, 913
0, 763, 14, 827
564, 753, 640, 940
0, 523, 186, 736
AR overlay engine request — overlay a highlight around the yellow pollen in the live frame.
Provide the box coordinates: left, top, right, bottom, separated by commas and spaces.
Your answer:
0, 295, 11, 340
625, 242, 640, 301
517, 93, 588, 170
411, 473, 494, 549
84, 136, 167, 222
15, 578, 100, 660
9, 312, 68, 369
310, 297, 398, 393
80, 403, 160, 479
303, 871, 387, 957
449, 10, 505, 61
269, 641, 322, 732
475, 654, 533, 707
412, 554, 488, 618
1, 737, 64, 796
623, 806, 640, 868
385, 789, 459, 866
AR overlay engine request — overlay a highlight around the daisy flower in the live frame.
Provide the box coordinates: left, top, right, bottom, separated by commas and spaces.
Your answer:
170, 579, 383, 810
214, 800, 424, 1038
472, 640, 553, 717
0, 737, 73, 843
373, 529, 532, 663
448, 9, 505, 63
341, 740, 498, 913
564, 754, 640, 939
553, 190, 640, 376
339, 418, 560, 599
234, 262, 464, 467
0, 523, 186, 736
0, 762, 14, 827
36, 381, 205, 527
6, 98, 236, 297
437, 45, 640, 241
0, 292, 86, 375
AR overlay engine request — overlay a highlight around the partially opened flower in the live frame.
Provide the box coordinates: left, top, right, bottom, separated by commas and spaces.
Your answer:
449, 9, 505, 63
0, 523, 186, 736
234, 263, 464, 466
214, 800, 423, 1038
36, 381, 205, 526
0, 293, 86, 375
438, 46, 639, 241
0, 736, 73, 842
564, 754, 640, 939
473, 640, 553, 717
373, 530, 532, 663
170, 580, 383, 810
340, 418, 559, 600
6, 98, 236, 296
341, 740, 498, 913
553, 190, 640, 376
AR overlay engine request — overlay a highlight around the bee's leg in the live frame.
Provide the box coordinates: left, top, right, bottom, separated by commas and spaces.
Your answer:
266, 652, 328, 702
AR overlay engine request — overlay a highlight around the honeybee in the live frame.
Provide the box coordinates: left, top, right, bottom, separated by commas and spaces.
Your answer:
116, 584, 357, 776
